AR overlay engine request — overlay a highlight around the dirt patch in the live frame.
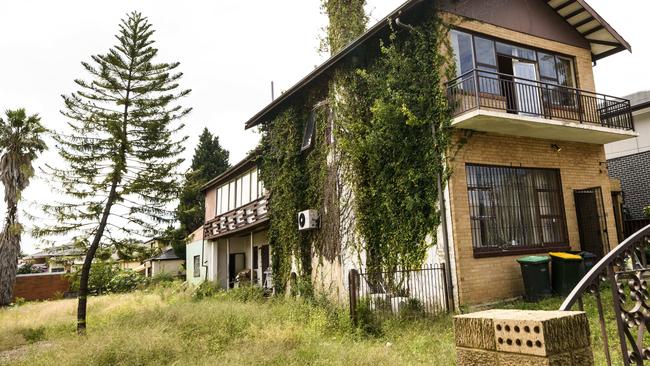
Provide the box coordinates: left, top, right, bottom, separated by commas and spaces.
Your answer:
0, 341, 53, 364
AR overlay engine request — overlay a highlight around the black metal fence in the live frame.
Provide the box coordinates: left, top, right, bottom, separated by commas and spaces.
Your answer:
447, 69, 634, 131
348, 264, 449, 323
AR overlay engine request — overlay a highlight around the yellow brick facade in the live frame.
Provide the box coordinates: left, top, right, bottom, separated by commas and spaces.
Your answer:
447, 131, 619, 305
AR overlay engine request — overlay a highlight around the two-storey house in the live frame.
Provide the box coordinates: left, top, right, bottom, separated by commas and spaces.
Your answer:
202, 0, 635, 306
199, 156, 271, 289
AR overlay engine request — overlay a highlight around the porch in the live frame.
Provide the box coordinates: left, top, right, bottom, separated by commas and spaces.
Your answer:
447, 69, 637, 144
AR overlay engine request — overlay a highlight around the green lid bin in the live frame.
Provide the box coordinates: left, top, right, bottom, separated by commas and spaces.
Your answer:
517, 256, 552, 302
549, 252, 583, 296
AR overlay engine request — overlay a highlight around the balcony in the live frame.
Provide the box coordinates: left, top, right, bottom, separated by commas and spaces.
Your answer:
446, 70, 636, 144
204, 195, 269, 241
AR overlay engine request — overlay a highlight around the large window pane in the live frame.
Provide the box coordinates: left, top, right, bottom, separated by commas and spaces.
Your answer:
466, 164, 567, 255
538, 52, 557, 80
242, 173, 251, 205
236, 178, 243, 208
251, 169, 258, 200
228, 181, 236, 211
451, 30, 474, 77
556, 56, 575, 88
475, 37, 496, 66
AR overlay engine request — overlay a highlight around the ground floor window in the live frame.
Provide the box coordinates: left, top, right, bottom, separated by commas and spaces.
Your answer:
466, 164, 568, 257
193, 255, 201, 277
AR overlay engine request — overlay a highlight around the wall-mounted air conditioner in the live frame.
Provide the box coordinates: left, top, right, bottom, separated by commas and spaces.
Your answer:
298, 209, 319, 231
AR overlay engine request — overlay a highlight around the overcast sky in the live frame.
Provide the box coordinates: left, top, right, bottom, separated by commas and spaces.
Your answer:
0, 0, 646, 254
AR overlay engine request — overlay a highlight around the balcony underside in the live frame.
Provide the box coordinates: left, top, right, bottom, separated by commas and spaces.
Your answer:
452, 109, 638, 144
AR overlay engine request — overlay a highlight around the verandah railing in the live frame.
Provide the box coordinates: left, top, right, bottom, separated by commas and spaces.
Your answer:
560, 224, 650, 365
348, 264, 449, 323
447, 69, 634, 131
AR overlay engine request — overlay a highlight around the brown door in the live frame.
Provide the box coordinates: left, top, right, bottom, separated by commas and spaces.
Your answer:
574, 187, 609, 258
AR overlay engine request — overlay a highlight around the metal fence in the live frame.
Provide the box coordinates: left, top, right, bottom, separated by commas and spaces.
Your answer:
348, 264, 449, 323
447, 69, 634, 131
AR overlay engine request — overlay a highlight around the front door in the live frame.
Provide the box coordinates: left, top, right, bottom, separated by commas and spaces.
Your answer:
513, 60, 543, 117
574, 187, 610, 258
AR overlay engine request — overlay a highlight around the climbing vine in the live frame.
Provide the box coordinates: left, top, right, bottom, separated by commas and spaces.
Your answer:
334, 8, 455, 272
258, 3, 456, 293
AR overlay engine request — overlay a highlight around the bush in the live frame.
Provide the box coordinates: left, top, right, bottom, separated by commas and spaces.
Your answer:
644, 205, 650, 218
20, 327, 46, 343
109, 270, 146, 293
148, 271, 177, 286
68, 262, 146, 296
191, 281, 220, 301
17, 263, 45, 274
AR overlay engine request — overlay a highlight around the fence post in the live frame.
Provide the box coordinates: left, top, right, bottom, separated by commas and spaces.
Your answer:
349, 269, 359, 325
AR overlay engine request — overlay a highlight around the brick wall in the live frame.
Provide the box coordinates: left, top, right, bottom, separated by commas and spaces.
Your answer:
13, 273, 71, 302
448, 131, 618, 305
607, 150, 650, 220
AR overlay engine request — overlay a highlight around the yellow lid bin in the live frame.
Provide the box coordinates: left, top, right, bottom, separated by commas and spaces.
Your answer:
549, 252, 582, 261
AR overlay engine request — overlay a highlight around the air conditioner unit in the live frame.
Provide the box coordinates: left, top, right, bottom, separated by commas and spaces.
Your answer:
298, 209, 320, 231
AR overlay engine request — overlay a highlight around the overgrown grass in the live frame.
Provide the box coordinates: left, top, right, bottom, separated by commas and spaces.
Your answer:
1, 282, 625, 365
0, 284, 455, 365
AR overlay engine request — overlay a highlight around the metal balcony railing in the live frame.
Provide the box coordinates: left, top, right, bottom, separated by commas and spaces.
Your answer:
447, 69, 634, 131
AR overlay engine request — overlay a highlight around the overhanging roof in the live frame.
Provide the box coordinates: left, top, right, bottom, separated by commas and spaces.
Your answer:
546, 0, 631, 60
244, 0, 630, 129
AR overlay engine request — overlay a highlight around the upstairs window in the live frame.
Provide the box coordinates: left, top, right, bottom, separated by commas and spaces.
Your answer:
301, 111, 317, 152
451, 30, 474, 78
466, 164, 568, 257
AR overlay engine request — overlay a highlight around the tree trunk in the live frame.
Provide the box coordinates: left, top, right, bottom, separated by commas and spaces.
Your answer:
0, 202, 19, 306
76, 177, 119, 334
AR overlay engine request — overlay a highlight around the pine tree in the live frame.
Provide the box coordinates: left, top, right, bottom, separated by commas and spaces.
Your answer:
35, 11, 191, 334
0, 109, 47, 306
168, 128, 229, 259
178, 128, 229, 232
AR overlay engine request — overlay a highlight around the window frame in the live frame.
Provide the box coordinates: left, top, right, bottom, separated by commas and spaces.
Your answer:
193, 255, 201, 278
450, 28, 579, 92
465, 163, 570, 258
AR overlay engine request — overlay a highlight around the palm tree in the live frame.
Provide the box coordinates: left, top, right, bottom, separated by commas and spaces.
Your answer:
0, 109, 47, 306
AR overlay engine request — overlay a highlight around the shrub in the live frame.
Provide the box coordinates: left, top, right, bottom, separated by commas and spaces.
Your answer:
68, 262, 146, 295
17, 263, 45, 274
644, 205, 650, 218
20, 327, 46, 343
109, 270, 146, 293
191, 281, 220, 301
148, 272, 177, 286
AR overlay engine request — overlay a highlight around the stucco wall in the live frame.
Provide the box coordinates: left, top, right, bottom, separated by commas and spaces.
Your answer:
186, 240, 206, 286
152, 259, 184, 277
448, 131, 618, 305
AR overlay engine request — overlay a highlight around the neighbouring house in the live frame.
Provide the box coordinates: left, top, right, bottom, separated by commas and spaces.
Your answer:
606, 91, 650, 235
24, 244, 86, 273
185, 227, 206, 285
142, 247, 184, 278
235, 0, 634, 307
198, 156, 271, 290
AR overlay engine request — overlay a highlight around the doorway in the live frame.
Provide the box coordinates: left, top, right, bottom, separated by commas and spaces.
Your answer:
229, 252, 246, 288
574, 187, 610, 258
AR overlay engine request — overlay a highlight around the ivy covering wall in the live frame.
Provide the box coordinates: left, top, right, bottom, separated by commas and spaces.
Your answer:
258, 3, 454, 293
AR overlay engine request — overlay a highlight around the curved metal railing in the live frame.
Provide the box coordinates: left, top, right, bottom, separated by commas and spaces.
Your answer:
560, 225, 650, 366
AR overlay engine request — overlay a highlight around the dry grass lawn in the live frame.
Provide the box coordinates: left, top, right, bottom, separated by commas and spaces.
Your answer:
0, 285, 456, 365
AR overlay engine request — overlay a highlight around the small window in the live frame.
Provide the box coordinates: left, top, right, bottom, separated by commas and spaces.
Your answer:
251, 169, 258, 200
301, 111, 317, 151
228, 181, 236, 211
242, 173, 251, 205
496, 42, 536, 61
193, 255, 201, 277
538, 52, 557, 80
